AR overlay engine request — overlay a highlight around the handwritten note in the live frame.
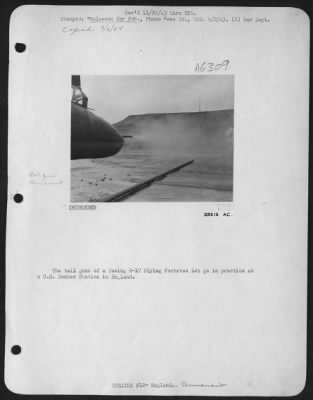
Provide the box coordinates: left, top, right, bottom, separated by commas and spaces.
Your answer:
29, 172, 63, 185
59, 8, 272, 35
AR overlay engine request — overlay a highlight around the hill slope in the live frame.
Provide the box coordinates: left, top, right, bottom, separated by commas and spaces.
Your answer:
114, 110, 233, 135
113, 110, 233, 156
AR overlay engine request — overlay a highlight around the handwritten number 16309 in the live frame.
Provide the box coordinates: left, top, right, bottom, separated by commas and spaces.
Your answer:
195, 60, 229, 72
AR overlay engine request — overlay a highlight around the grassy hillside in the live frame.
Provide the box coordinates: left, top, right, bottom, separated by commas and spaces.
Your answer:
113, 110, 233, 164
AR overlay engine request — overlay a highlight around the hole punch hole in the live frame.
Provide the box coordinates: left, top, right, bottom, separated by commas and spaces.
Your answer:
13, 193, 23, 203
11, 345, 22, 355
15, 43, 26, 53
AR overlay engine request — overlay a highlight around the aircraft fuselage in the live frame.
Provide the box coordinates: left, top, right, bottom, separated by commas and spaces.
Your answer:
71, 103, 124, 160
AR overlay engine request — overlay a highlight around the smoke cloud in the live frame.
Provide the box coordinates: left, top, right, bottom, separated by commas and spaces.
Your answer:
114, 110, 233, 165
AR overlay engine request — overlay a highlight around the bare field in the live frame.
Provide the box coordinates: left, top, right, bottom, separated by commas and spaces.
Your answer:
71, 110, 233, 202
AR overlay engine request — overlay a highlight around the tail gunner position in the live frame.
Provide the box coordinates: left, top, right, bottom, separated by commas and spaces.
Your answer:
71, 75, 124, 160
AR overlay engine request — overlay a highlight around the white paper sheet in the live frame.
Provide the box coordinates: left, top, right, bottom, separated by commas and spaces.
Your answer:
6, 5, 309, 396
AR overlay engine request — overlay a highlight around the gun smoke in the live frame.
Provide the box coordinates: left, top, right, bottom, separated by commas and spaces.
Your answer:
114, 110, 233, 165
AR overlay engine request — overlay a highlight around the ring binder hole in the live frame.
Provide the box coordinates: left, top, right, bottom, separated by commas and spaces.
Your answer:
13, 193, 23, 203
15, 43, 26, 53
11, 345, 21, 355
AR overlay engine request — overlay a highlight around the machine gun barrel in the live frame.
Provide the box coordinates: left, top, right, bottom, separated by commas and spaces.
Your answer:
104, 160, 194, 202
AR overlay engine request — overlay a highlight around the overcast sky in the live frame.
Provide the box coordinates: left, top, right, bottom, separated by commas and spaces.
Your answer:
81, 75, 234, 124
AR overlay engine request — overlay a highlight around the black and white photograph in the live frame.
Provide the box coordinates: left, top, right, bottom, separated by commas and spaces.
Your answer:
6, 4, 310, 397
71, 75, 234, 202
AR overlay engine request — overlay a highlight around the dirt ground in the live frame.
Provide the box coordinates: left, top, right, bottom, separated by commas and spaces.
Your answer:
71, 110, 233, 202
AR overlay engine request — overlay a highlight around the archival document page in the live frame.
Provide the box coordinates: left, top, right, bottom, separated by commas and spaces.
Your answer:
6, 5, 309, 396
